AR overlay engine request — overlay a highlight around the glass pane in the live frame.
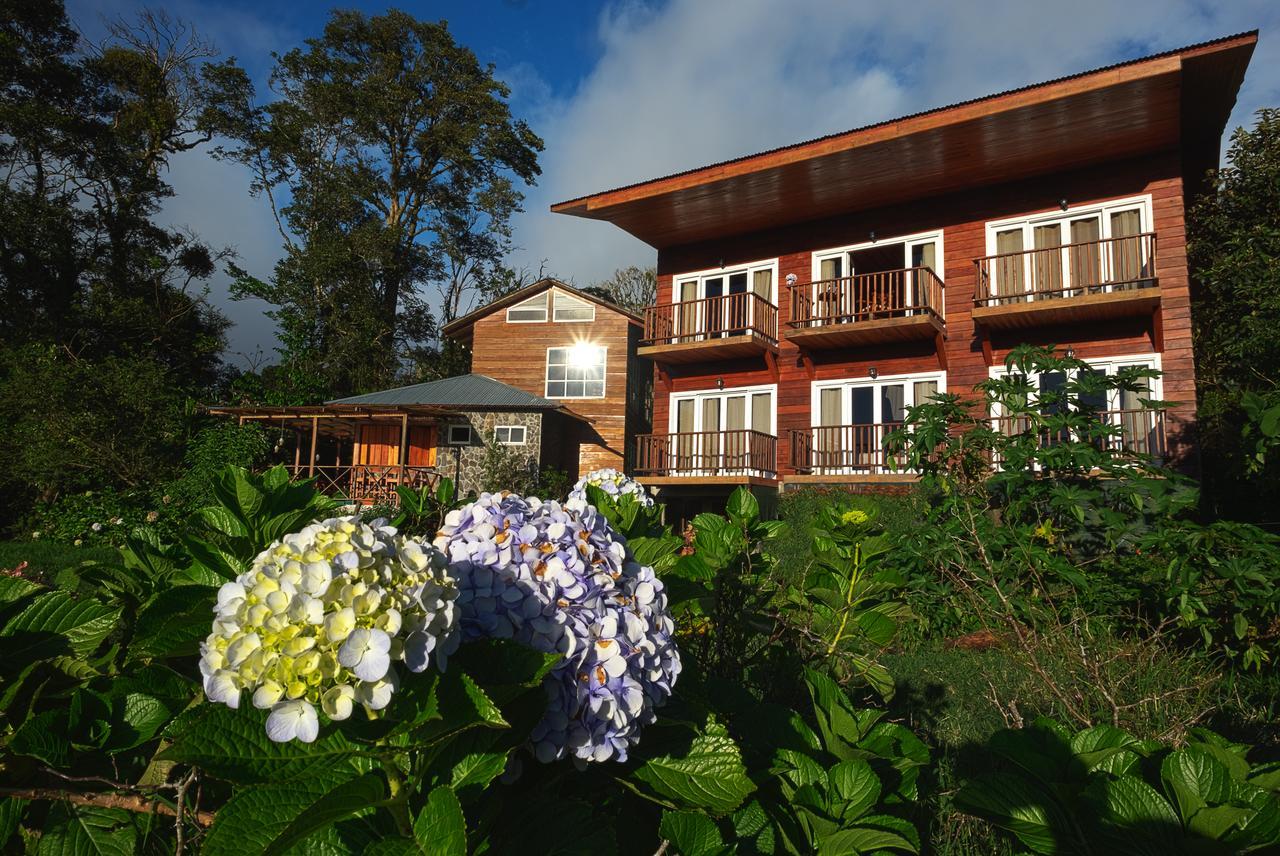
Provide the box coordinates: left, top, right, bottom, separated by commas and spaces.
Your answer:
678, 280, 699, 339
911, 242, 936, 272
851, 387, 874, 424
725, 396, 746, 431
1032, 224, 1064, 296
676, 399, 695, 432
585, 381, 604, 397
820, 256, 843, 280
1118, 365, 1151, 411
1110, 209, 1144, 285
1069, 217, 1102, 291
547, 381, 566, 397
1039, 371, 1068, 415
752, 269, 772, 300
820, 388, 842, 426
1077, 367, 1107, 412
995, 229, 1025, 298
701, 397, 720, 432
913, 380, 938, 404
881, 384, 905, 423
727, 272, 748, 294
751, 393, 771, 434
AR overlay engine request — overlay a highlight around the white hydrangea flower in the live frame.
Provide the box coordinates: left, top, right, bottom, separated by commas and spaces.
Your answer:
198, 516, 461, 742
566, 468, 654, 509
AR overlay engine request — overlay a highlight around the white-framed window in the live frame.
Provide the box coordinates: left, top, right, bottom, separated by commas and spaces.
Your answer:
671, 259, 778, 340
667, 383, 777, 476
552, 291, 594, 322
806, 230, 945, 321
988, 353, 1164, 459
494, 425, 526, 445
983, 195, 1155, 301
506, 292, 548, 323
447, 424, 473, 445
803, 371, 946, 474
545, 345, 606, 399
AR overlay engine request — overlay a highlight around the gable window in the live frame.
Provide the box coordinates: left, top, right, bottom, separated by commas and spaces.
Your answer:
984, 196, 1154, 301
545, 345, 606, 399
494, 425, 526, 445
447, 424, 473, 445
672, 259, 777, 340
552, 291, 595, 322
506, 292, 548, 322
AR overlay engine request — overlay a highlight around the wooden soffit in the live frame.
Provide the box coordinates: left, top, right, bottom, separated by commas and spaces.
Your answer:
551, 33, 1256, 249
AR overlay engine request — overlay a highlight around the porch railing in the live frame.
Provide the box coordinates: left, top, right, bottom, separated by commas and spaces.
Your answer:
790, 423, 906, 475
991, 408, 1167, 460
789, 267, 945, 328
634, 430, 777, 477
642, 292, 778, 347
975, 232, 1157, 307
287, 464, 441, 506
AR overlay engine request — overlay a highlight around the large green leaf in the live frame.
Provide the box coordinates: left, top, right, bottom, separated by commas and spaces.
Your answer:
201, 770, 366, 856
0, 575, 41, 605
1160, 747, 1233, 823
659, 810, 730, 856
1, 591, 120, 661
411, 670, 507, 744
632, 717, 755, 814
0, 798, 26, 850
261, 772, 387, 856
955, 772, 1075, 855
827, 760, 881, 821
413, 786, 466, 856
129, 584, 217, 660
35, 804, 135, 856
816, 825, 917, 855
160, 704, 361, 783
1070, 724, 1140, 770
1084, 774, 1181, 853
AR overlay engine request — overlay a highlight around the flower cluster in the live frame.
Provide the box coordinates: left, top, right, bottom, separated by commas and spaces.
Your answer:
434, 493, 679, 764
199, 516, 459, 743
567, 468, 653, 509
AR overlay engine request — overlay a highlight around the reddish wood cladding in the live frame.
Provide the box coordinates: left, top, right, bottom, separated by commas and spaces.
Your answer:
470, 299, 637, 477
652, 152, 1199, 475
355, 424, 437, 468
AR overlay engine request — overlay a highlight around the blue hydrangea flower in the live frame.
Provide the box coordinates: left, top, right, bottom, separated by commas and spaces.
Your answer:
434, 492, 679, 764
567, 468, 654, 509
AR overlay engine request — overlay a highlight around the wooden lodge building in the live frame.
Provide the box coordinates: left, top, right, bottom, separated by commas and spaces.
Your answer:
551, 32, 1258, 514
211, 280, 652, 505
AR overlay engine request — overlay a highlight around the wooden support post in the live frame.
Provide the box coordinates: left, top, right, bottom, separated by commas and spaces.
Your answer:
935, 330, 948, 372
1151, 307, 1164, 352
293, 430, 301, 476
800, 352, 815, 380
398, 413, 409, 477
979, 326, 994, 367
764, 349, 779, 383
308, 416, 318, 477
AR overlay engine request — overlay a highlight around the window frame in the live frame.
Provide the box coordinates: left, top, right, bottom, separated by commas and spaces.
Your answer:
809, 370, 948, 427
544, 345, 608, 400
671, 258, 779, 306
505, 292, 548, 323
552, 291, 595, 323
667, 383, 778, 437
446, 424, 473, 445
494, 425, 527, 446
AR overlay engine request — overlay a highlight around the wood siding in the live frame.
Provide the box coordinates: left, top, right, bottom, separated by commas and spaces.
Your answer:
652, 151, 1198, 477
470, 298, 640, 477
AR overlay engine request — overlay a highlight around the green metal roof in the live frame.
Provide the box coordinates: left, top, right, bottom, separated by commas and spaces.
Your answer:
327, 374, 562, 409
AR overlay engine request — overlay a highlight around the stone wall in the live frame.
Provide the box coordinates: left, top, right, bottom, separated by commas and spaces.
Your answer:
434, 410, 543, 496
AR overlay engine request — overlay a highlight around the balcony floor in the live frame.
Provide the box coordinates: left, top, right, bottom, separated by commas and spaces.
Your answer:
637, 332, 776, 364
787, 313, 943, 349
642, 474, 778, 486
973, 286, 1159, 330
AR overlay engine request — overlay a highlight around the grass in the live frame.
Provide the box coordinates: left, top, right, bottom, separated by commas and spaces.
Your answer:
0, 539, 117, 584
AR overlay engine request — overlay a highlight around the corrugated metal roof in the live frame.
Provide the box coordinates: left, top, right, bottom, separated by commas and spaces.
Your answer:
551, 30, 1258, 211
327, 374, 563, 409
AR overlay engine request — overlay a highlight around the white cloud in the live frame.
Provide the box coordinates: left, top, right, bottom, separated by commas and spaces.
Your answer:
512, 0, 1280, 289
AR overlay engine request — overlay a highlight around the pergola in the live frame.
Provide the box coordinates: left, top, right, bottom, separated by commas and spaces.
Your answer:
207, 403, 458, 506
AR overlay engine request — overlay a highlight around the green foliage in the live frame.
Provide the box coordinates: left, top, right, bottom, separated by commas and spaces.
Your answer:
392, 477, 469, 533
1188, 109, 1280, 523
955, 718, 1280, 854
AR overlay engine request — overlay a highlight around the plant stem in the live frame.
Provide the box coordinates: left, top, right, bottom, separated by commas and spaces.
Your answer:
382, 762, 414, 837
827, 542, 862, 656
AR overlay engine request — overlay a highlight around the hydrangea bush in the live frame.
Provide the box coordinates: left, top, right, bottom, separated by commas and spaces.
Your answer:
434, 492, 679, 763
567, 467, 654, 508
199, 516, 459, 742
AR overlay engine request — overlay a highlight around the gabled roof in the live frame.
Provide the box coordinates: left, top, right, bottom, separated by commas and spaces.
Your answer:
551, 31, 1257, 248
442, 278, 642, 346
327, 373, 565, 409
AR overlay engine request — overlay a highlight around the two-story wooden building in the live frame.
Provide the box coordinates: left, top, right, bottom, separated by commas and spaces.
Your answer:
551, 32, 1257, 513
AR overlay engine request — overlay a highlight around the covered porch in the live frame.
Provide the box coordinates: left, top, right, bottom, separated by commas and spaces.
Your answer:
208, 403, 451, 507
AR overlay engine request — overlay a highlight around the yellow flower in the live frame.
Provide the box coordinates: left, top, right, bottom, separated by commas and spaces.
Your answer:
840, 509, 870, 526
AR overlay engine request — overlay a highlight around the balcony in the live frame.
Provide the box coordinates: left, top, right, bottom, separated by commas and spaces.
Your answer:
286, 464, 441, 507
787, 267, 945, 349
634, 430, 778, 483
973, 233, 1160, 329
789, 423, 913, 481
992, 408, 1167, 462
640, 292, 778, 364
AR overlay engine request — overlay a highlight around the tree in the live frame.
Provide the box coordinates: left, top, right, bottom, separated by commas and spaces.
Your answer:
591, 264, 656, 313
203, 9, 543, 398
0, 1, 231, 509
1188, 108, 1280, 523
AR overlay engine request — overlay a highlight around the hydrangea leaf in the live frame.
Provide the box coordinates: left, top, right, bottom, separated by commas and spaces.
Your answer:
200, 770, 373, 856
1160, 747, 1233, 822
954, 772, 1072, 855
413, 786, 466, 856
1, 590, 119, 663
160, 704, 360, 783
35, 803, 135, 856
815, 825, 918, 855
129, 585, 218, 661
632, 718, 755, 814
658, 810, 730, 856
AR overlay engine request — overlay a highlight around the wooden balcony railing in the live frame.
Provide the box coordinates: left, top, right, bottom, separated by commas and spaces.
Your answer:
790, 423, 906, 475
789, 267, 945, 328
634, 430, 777, 478
642, 292, 778, 347
286, 464, 440, 506
975, 232, 1157, 307
992, 408, 1167, 460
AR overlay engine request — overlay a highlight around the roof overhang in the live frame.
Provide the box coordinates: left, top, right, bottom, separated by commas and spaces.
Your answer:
551, 32, 1256, 249
205, 402, 595, 425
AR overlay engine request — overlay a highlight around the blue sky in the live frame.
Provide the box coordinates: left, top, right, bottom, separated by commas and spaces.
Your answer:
66, 1, 1280, 365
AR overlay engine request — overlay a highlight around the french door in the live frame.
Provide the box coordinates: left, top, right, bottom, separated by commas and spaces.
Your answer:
673, 387, 775, 474
812, 375, 942, 472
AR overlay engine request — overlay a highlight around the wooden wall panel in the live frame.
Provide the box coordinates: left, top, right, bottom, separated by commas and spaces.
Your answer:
653, 151, 1199, 475
470, 296, 638, 478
